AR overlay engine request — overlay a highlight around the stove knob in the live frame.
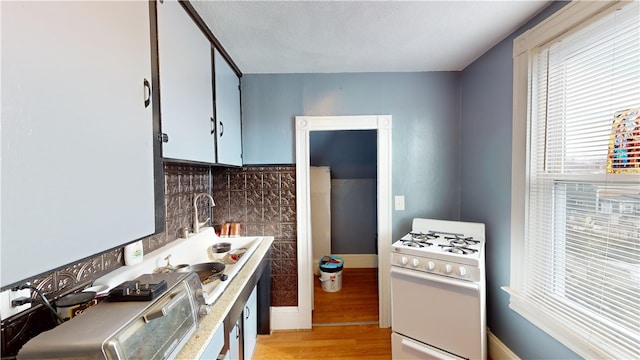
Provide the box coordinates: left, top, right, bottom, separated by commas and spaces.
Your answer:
400, 256, 408, 266
458, 266, 468, 277
426, 261, 436, 271
411, 258, 420, 268
194, 288, 206, 301
199, 304, 211, 316
444, 264, 453, 274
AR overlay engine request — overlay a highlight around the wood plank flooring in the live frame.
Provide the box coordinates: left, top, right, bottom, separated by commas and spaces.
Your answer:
251, 324, 392, 359
252, 268, 392, 359
313, 268, 379, 324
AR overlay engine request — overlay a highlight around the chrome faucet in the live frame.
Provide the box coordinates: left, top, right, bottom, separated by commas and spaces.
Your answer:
193, 193, 215, 233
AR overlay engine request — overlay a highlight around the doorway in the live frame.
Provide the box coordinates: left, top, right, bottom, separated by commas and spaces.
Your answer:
295, 115, 392, 329
310, 130, 377, 325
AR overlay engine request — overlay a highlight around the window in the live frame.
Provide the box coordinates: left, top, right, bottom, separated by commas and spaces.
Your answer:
509, 1, 640, 358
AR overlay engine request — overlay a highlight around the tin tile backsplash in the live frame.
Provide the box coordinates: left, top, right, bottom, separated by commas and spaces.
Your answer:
212, 165, 298, 306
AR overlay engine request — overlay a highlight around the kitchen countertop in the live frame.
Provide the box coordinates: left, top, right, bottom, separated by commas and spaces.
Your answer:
177, 235, 273, 359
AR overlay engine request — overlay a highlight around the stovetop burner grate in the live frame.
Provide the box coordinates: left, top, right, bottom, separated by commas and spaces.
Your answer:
401, 231, 441, 248
438, 244, 478, 255
445, 235, 480, 246
402, 239, 434, 248
410, 231, 439, 240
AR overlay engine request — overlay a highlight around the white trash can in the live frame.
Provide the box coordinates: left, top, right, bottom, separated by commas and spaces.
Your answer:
318, 255, 344, 292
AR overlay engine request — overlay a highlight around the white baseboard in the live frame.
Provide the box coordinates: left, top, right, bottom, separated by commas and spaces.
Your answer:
488, 330, 520, 360
313, 254, 378, 274
338, 254, 378, 268
270, 306, 302, 330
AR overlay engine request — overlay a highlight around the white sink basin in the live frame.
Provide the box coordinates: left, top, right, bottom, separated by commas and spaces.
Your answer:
187, 235, 262, 305
94, 228, 263, 305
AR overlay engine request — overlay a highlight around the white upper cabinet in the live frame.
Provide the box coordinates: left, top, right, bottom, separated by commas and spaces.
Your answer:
214, 49, 243, 166
157, 0, 243, 166
157, 0, 215, 163
1, 1, 156, 286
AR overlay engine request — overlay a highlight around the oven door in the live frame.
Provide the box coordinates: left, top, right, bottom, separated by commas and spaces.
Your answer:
104, 281, 197, 360
390, 266, 485, 360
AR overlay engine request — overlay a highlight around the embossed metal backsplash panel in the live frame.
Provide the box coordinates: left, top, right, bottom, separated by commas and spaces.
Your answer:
213, 165, 297, 306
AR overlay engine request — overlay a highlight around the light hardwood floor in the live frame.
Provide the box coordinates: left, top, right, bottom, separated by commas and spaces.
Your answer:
313, 267, 379, 324
252, 268, 392, 359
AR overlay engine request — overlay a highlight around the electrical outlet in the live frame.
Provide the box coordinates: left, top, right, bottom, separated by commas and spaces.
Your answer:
0, 288, 32, 321
395, 195, 405, 211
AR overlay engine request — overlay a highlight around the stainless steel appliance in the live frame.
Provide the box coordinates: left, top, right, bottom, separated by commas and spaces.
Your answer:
18, 272, 208, 360
391, 218, 486, 359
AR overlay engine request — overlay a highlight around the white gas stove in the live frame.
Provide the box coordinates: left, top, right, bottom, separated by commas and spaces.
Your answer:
391, 218, 487, 359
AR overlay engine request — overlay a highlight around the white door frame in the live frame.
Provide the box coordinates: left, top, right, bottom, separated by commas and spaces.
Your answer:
293, 115, 392, 329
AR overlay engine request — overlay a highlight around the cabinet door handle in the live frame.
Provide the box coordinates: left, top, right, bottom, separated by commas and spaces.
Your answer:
245, 306, 250, 320
219, 121, 224, 137
210, 117, 215, 135
143, 78, 151, 108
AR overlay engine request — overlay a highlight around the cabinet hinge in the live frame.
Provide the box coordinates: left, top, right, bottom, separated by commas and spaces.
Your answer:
157, 133, 169, 143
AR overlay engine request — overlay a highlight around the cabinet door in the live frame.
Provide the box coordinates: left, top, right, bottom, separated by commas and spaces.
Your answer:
200, 324, 225, 360
214, 49, 243, 166
243, 286, 258, 360
1, 1, 156, 286
228, 319, 241, 360
157, 0, 215, 163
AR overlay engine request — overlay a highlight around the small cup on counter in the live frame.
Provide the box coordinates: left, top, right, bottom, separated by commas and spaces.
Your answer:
220, 223, 230, 237
230, 223, 241, 237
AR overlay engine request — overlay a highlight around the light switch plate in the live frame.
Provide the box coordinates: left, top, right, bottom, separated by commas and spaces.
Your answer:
394, 195, 405, 211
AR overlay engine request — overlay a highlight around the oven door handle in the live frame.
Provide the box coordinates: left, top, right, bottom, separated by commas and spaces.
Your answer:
390, 266, 479, 291
401, 337, 461, 360
143, 290, 187, 322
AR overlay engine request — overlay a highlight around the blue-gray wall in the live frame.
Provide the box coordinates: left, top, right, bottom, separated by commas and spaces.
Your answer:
241, 72, 462, 240
310, 130, 377, 179
330, 179, 377, 254
460, 1, 577, 359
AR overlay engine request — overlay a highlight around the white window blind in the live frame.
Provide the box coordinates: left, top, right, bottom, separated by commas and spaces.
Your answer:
515, 1, 640, 358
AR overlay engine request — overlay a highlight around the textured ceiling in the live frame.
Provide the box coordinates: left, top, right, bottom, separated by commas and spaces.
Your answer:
191, 1, 552, 74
